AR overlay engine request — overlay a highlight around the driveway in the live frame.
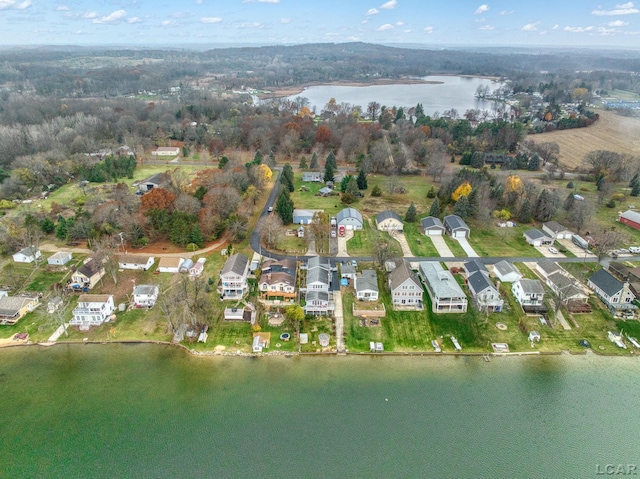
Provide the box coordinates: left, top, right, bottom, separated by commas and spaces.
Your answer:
333, 290, 345, 353
336, 230, 352, 257
557, 239, 596, 259
429, 235, 455, 257
390, 230, 413, 257
455, 237, 478, 258
535, 245, 565, 258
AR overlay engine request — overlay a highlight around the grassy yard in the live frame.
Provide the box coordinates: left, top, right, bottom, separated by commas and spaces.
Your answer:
346, 219, 403, 257
442, 236, 467, 257
403, 222, 439, 257
466, 224, 542, 257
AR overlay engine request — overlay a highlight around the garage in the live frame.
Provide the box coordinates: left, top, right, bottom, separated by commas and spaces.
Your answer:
443, 215, 470, 239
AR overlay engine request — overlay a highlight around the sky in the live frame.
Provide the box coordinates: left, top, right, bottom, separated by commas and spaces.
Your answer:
2, 0, 640, 48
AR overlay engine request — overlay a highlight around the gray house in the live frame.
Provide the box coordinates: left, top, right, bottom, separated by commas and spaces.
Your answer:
524, 229, 553, 246
336, 208, 363, 230
388, 260, 423, 309
493, 260, 522, 283
588, 269, 637, 312
467, 271, 503, 313
443, 215, 470, 238
218, 253, 250, 299
419, 262, 468, 313
138, 172, 166, 193
293, 209, 323, 225
421, 217, 445, 236
356, 270, 379, 301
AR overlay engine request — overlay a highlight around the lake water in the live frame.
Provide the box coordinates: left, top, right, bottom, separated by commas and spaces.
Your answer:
1, 345, 639, 479
287, 76, 505, 116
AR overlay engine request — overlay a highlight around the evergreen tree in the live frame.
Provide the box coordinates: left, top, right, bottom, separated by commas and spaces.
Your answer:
629, 173, 639, 188
467, 188, 478, 217
253, 150, 263, 165
345, 177, 359, 197
534, 188, 556, 222
299, 156, 307, 169
55, 216, 68, 241
596, 174, 606, 191
566, 181, 574, 189
324, 162, 335, 183
267, 150, 277, 167
371, 184, 383, 197
340, 175, 352, 193
40, 217, 55, 234
275, 189, 294, 224
453, 195, 470, 219
632, 182, 640, 197
281, 163, 295, 192
563, 192, 576, 211
518, 198, 532, 223
527, 153, 540, 171
189, 225, 204, 247
309, 152, 318, 170
405, 202, 417, 222
429, 197, 441, 217
357, 169, 368, 190
470, 152, 484, 169
325, 151, 337, 170
218, 156, 229, 169
194, 186, 207, 202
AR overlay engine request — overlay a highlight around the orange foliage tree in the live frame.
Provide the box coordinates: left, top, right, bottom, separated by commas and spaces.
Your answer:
140, 188, 176, 212
451, 181, 472, 202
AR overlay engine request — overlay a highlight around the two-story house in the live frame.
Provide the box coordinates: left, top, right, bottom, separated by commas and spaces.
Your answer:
389, 260, 423, 309
588, 269, 637, 313
218, 253, 250, 299
304, 256, 333, 315
70, 294, 115, 329
259, 259, 297, 302
467, 269, 503, 313
0, 294, 40, 325
512, 279, 545, 312
355, 270, 379, 301
132, 284, 160, 308
419, 261, 467, 313
71, 258, 105, 290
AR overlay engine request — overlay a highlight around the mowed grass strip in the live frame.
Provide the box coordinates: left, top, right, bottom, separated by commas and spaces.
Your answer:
403, 222, 439, 257
467, 225, 542, 257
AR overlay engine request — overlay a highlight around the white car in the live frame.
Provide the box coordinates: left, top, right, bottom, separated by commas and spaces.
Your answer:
267, 206, 273, 212
548, 247, 559, 254
331, 230, 336, 238
630, 246, 640, 254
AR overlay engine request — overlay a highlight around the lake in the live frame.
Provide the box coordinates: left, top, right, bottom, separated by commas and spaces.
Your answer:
286, 76, 505, 117
1, 345, 639, 478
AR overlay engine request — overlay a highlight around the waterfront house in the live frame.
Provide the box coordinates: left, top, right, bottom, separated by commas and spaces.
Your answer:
224, 307, 251, 322
389, 260, 423, 309
340, 263, 356, 281
536, 258, 562, 279
419, 261, 467, 313
303, 256, 333, 315
12, 246, 42, 264
493, 260, 523, 283
47, 251, 72, 266
421, 216, 445, 236
0, 294, 40, 325
189, 258, 206, 277
376, 210, 403, 231
467, 271, 503, 313
117, 254, 155, 271
463, 260, 489, 278
443, 215, 470, 238
306, 264, 331, 293
336, 207, 364, 230
259, 260, 297, 302
218, 253, 250, 299
157, 257, 185, 273
304, 290, 333, 315
70, 294, 115, 329
512, 279, 545, 311
523, 229, 553, 246
132, 284, 159, 308
588, 269, 637, 312
71, 258, 105, 290
545, 272, 588, 304
355, 270, 379, 301
542, 221, 573, 240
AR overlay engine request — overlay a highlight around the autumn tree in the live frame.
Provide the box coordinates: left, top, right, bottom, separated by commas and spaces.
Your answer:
451, 181, 472, 202
261, 214, 284, 249
140, 188, 176, 213
315, 125, 333, 147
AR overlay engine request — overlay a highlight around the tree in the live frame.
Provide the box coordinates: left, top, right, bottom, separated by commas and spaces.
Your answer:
630, 173, 639, 189
518, 198, 532, 223
527, 154, 540, 171
275, 189, 294, 225
451, 181, 472, 202
429, 197, 441, 217
189, 225, 204, 247
140, 188, 176, 212
281, 163, 295, 192
345, 177, 359, 197
323, 162, 335, 183
357, 169, 368, 190
261, 214, 284, 249
40, 217, 55, 234
325, 151, 337, 170
299, 156, 307, 169
534, 189, 558, 222
453, 195, 470, 219
567, 200, 594, 234
367, 101, 381, 121
309, 152, 319, 170
253, 150, 263, 165
371, 184, 382, 197
285, 305, 305, 330
591, 228, 625, 263
405, 202, 417, 223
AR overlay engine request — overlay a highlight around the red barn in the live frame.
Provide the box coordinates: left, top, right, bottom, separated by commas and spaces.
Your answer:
619, 210, 640, 230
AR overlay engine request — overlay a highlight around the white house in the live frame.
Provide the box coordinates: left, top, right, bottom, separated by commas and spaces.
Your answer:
467, 271, 503, 313
301, 172, 323, 182
70, 294, 115, 329
12, 246, 42, 264
389, 260, 423, 308
542, 221, 573, 240
376, 210, 403, 231
588, 269, 637, 312
47, 251, 72, 266
340, 264, 356, 281
421, 216, 445, 236
304, 290, 333, 316
117, 254, 155, 271
218, 253, 250, 299
493, 260, 523, 283
443, 215, 470, 238
523, 229, 553, 246
356, 270, 379, 301
132, 284, 159, 308
512, 279, 545, 311
151, 146, 180, 157
157, 257, 185, 273
259, 259, 297, 302
189, 258, 206, 277
336, 207, 364, 230
304, 256, 333, 315
419, 261, 467, 313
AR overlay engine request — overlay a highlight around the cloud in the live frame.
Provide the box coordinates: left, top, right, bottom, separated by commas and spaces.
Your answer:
564, 24, 618, 34
479, 24, 494, 30
195, 0, 203, 3
521, 22, 540, 31
380, 0, 397, 9
377, 23, 394, 31
564, 25, 595, 32
395, 21, 404, 26
424, 26, 434, 33
367, 8, 379, 15
161, 20, 177, 26
83, 11, 98, 19
56, 6, 69, 11
474, 4, 489, 14
403, 29, 411, 32
552, 24, 559, 29
240, 21, 262, 28
592, 2, 639, 15
608, 19, 629, 26
127, 17, 140, 24
499, 10, 513, 15
0, 0, 31, 10
93, 9, 127, 24
280, 17, 291, 23
200, 16, 222, 23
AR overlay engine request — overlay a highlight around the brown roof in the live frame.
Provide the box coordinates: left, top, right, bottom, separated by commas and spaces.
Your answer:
77, 294, 113, 303
259, 271, 295, 286
77, 258, 103, 278
117, 254, 153, 265
158, 257, 183, 268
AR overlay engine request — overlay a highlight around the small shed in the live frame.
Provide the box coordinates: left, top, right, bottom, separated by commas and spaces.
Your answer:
528, 331, 541, 343
443, 215, 470, 238
47, 251, 72, 266
421, 217, 445, 236
523, 229, 553, 246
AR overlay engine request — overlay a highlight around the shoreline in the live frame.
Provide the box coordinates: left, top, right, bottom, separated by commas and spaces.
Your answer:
1, 339, 636, 359
258, 74, 503, 99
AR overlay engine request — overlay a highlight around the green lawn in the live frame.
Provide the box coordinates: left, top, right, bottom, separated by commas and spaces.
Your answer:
442, 236, 467, 257
346, 219, 403, 257
466, 225, 542, 257
403, 222, 439, 257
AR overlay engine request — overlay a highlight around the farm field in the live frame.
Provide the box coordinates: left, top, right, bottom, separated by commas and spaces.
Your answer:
528, 110, 640, 170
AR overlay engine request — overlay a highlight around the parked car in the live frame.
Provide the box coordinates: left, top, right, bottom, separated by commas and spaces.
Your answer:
268, 206, 273, 212
629, 246, 640, 254
548, 247, 559, 254
331, 230, 336, 238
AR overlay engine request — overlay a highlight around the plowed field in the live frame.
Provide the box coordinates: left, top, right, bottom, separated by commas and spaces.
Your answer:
528, 110, 640, 170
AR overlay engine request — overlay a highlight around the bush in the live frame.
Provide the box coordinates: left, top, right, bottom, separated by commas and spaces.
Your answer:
606, 199, 617, 208
580, 187, 589, 192
371, 185, 382, 197
566, 181, 574, 189
612, 193, 625, 202
426, 186, 436, 199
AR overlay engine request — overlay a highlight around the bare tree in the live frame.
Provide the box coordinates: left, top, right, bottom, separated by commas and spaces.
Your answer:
261, 214, 284, 249
424, 139, 447, 182
567, 200, 594, 235
591, 228, 626, 263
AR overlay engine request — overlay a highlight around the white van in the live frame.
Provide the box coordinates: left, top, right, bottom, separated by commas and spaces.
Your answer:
629, 246, 640, 254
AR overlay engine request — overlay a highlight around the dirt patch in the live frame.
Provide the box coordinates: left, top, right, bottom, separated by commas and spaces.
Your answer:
528, 110, 640, 171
